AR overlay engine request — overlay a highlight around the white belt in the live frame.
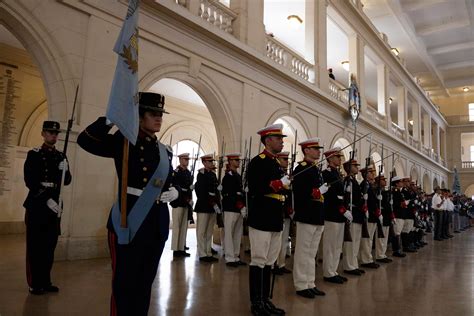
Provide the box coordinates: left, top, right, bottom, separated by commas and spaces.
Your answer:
41, 182, 56, 188
127, 187, 143, 197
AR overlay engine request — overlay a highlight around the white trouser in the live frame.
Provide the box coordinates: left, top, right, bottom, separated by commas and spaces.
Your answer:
196, 213, 216, 257
323, 221, 345, 277
224, 212, 243, 262
342, 223, 362, 271
394, 218, 405, 236
249, 227, 282, 268
359, 222, 377, 264
402, 219, 414, 233
171, 207, 188, 251
375, 226, 390, 259
293, 222, 324, 291
277, 218, 291, 268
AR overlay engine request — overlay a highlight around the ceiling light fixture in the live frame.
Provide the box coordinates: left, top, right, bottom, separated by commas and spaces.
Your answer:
391, 48, 399, 56
463, 87, 470, 92
341, 61, 349, 71
287, 15, 303, 29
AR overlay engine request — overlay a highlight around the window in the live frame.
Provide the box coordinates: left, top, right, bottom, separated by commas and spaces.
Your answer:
469, 103, 474, 121
470, 145, 474, 161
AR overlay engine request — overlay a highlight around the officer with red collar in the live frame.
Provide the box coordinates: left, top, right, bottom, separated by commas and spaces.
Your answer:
247, 124, 287, 315
77, 92, 179, 316
24, 121, 72, 295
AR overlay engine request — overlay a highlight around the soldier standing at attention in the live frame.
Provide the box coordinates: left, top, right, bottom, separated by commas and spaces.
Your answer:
391, 176, 407, 258
77, 92, 180, 316
24, 121, 72, 295
170, 153, 193, 258
322, 147, 351, 284
292, 138, 327, 299
374, 175, 394, 263
194, 154, 221, 262
247, 124, 287, 315
222, 153, 247, 267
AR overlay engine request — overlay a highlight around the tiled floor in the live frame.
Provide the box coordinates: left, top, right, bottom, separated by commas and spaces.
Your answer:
1, 229, 473, 315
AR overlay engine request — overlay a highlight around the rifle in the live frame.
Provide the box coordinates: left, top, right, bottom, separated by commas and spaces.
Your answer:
376, 144, 385, 238
188, 135, 202, 224
58, 85, 79, 219
243, 137, 252, 215
216, 137, 226, 228
388, 153, 396, 238
290, 130, 298, 213
360, 136, 371, 239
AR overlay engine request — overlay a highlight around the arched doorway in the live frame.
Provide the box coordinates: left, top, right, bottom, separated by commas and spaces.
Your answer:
464, 184, 474, 199
410, 166, 419, 184
394, 160, 405, 178
333, 137, 352, 162
433, 177, 439, 190
441, 180, 446, 189
273, 116, 309, 162
371, 152, 383, 175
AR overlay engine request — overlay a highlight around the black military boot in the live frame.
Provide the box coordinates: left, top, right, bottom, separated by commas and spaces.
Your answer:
406, 232, 418, 252
392, 235, 406, 257
249, 266, 270, 316
262, 265, 285, 315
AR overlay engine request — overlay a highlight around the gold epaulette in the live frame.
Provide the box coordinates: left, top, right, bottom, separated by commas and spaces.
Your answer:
300, 161, 307, 166
259, 153, 266, 159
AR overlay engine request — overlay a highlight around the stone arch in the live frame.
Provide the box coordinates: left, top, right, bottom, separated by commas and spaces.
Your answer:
441, 179, 446, 189
140, 64, 236, 152
18, 100, 48, 148
394, 160, 405, 178
423, 172, 431, 193
160, 120, 217, 155
331, 137, 351, 162
410, 165, 419, 183
464, 184, 474, 197
0, 3, 75, 122
433, 177, 439, 190
371, 152, 382, 174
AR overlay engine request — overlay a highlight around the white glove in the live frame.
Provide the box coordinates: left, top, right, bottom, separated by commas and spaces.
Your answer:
345, 185, 351, 193
58, 160, 68, 171
365, 211, 369, 218
363, 193, 368, 200
389, 199, 393, 205
343, 211, 353, 222
213, 204, 222, 214
319, 183, 329, 195
244, 186, 249, 193
391, 219, 396, 226
46, 198, 62, 214
377, 194, 382, 201
189, 184, 195, 190
188, 200, 194, 208
379, 215, 383, 223
240, 206, 247, 218
159, 187, 179, 203
105, 118, 115, 127
217, 185, 223, 192
280, 175, 291, 187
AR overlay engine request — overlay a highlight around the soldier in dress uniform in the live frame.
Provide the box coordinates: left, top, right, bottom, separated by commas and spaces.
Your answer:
374, 175, 394, 263
194, 154, 221, 262
274, 151, 293, 275
359, 165, 381, 269
222, 153, 247, 267
322, 147, 351, 284
292, 138, 326, 299
401, 177, 417, 253
170, 153, 193, 257
77, 92, 180, 316
432, 187, 445, 240
342, 159, 366, 276
23, 121, 72, 295
247, 124, 287, 315
391, 176, 407, 258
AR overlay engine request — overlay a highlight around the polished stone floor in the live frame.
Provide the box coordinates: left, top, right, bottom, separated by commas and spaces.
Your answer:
1, 229, 473, 316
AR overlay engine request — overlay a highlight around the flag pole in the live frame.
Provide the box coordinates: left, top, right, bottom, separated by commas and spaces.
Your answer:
121, 139, 130, 228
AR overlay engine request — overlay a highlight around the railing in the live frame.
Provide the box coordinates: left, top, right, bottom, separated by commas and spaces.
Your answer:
462, 161, 474, 168
444, 115, 474, 125
408, 136, 420, 150
265, 35, 312, 81
366, 105, 386, 129
391, 122, 404, 140
328, 78, 349, 104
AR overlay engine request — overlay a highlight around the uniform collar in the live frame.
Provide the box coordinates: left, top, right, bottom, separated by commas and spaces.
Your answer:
262, 149, 276, 158
41, 143, 55, 151
138, 129, 157, 142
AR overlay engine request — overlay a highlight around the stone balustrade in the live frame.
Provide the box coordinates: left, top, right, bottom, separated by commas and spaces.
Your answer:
196, 0, 236, 34
328, 79, 349, 104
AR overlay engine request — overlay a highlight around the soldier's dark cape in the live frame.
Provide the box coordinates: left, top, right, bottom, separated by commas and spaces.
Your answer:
247, 150, 285, 232
292, 160, 324, 225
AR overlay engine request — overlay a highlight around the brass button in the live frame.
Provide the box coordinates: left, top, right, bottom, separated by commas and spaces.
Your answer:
146, 137, 151, 141
140, 158, 144, 162
143, 178, 148, 182
143, 167, 147, 171
140, 146, 144, 150
45, 169, 48, 172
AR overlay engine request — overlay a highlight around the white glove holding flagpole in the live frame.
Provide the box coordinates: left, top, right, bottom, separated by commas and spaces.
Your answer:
47, 198, 62, 214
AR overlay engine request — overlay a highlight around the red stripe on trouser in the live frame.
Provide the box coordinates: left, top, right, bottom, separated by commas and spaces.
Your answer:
108, 231, 117, 316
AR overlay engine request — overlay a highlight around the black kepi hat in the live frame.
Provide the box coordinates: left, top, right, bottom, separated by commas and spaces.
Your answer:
139, 92, 169, 114
42, 121, 61, 133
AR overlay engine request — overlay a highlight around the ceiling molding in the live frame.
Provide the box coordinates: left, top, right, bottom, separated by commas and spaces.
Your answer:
386, 0, 450, 97
445, 77, 474, 88
428, 41, 474, 55
416, 19, 470, 36
402, 0, 447, 12
438, 60, 474, 70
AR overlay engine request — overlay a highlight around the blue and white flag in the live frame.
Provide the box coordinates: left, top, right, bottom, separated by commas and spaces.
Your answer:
106, 0, 139, 145
452, 167, 461, 195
